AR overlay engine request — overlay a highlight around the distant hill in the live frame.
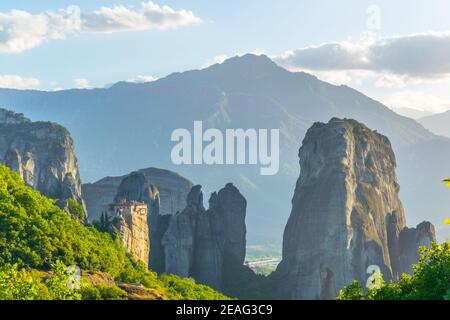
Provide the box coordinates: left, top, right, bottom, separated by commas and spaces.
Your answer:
392, 107, 435, 120
0, 54, 449, 244
419, 110, 450, 138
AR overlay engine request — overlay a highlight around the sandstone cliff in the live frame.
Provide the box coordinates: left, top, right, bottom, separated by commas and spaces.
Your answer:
273, 118, 436, 299
113, 171, 162, 270
162, 183, 247, 290
0, 108, 83, 207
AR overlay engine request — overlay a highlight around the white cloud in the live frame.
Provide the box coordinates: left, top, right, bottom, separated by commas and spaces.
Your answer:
0, 75, 40, 89
275, 32, 450, 82
128, 75, 158, 83
202, 55, 230, 68
384, 90, 450, 113
0, 2, 202, 53
375, 74, 407, 88
82, 1, 202, 33
74, 78, 91, 89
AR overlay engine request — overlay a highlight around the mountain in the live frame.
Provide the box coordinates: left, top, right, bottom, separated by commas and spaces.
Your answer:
272, 118, 436, 299
418, 110, 450, 138
0, 54, 449, 245
0, 108, 83, 208
163, 183, 247, 290
392, 107, 434, 120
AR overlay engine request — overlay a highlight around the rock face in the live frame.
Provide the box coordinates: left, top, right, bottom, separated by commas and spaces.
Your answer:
109, 201, 149, 268
86, 169, 192, 272
82, 167, 192, 221
398, 221, 436, 275
162, 183, 247, 290
273, 118, 436, 300
114, 171, 161, 234
114, 171, 161, 270
0, 108, 83, 206
163, 185, 204, 278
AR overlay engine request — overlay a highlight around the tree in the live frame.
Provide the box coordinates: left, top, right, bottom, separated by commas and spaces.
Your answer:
337, 242, 450, 300
0, 165, 230, 300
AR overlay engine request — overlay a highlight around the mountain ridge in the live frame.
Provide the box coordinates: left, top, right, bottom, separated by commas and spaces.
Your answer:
1, 54, 449, 244
418, 110, 450, 138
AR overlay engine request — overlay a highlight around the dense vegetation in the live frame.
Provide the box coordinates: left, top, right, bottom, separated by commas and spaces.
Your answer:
338, 177, 450, 300
338, 242, 450, 300
0, 165, 230, 300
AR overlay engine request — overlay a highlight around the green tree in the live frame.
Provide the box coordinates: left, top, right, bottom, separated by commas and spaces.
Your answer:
66, 199, 86, 223
337, 242, 450, 300
0, 264, 46, 300
0, 164, 230, 300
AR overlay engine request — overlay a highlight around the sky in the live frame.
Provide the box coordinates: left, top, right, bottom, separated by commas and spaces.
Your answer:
1, 0, 450, 114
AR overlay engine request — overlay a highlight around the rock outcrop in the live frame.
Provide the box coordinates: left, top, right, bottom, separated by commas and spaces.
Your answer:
109, 201, 149, 268
83, 168, 193, 272
398, 221, 436, 275
163, 185, 204, 278
273, 118, 436, 300
162, 183, 247, 290
0, 108, 83, 206
114, 171, 161, 234
113, 172, 159, 269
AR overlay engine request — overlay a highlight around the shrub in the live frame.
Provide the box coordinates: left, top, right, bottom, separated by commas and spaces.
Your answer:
337, 242, 450, 300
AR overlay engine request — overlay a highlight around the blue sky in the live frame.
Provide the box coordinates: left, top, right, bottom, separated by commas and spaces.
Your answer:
1, 1, 450, 114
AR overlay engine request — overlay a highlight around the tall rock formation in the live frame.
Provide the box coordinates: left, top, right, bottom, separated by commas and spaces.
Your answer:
398, 221, 436, 275
109, 201, 149, 268
163, 185, 204, 278
114, 171, 161, 233
273, 118, 436, 300
162, 183, 247, 290
83, 168, 192, 272
0, 108, 83, 206
82, 167, 192, 221
113, 172, 160, 269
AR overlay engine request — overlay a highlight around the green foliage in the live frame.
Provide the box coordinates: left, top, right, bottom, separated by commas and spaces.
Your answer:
93, 211, 112, 233
159, 274, 232, 300
80, 284, 127, 300
337, 242, 450, 300
0, 264, 46, 300
44, 261, 81, 300
0, 165, 127, 275
337, 280, 364, 300
0, 164, 230, 300
0, 261, 81, 300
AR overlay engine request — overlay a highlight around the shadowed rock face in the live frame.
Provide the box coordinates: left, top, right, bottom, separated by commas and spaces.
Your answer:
114, 171, 161, 232
162, 183, 247, 290
162, 185, 203, 278
273, 118, 435, 300
83, 167, 193, 222
398, 221, 436, 275
0, 108, 83, 206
